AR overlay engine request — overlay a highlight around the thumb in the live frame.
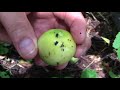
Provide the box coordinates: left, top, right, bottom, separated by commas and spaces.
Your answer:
0, 12, 37, 59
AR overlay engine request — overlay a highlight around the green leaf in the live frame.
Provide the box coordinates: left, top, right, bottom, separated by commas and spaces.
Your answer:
70, 57, 79, 64
116, 48, 120, 60
81, 68, 98, 78
101, 36, 110, 45
27, 59, 33, 63
113, 32, 120, 49
0, 71, 10, 78
0, 45, 9, 55
109, 70, 120, 78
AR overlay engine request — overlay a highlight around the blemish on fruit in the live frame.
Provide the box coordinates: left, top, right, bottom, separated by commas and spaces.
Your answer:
80, 32, 81, 34
49, 52, 50, 56
60, 43, 64, 47
54, 41, 58, 46
61, 49, 64, 51
45, 56, 48, 58
68, 39, 71, 41
56, 33, 59, 38
57, 62, 59, 65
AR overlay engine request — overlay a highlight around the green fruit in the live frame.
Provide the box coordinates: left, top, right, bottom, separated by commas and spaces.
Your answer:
38, 29, 76, 66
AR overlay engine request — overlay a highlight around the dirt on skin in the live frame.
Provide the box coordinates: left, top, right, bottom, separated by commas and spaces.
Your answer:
0, 12, 120, 78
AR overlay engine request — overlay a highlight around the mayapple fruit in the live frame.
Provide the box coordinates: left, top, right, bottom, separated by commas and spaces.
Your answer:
38, 29, 76, 66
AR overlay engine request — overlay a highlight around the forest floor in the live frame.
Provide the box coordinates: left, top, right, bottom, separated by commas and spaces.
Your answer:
0, 12, 120, 78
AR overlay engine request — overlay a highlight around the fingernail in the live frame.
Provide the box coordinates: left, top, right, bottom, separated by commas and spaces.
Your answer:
19, 37, 36, 57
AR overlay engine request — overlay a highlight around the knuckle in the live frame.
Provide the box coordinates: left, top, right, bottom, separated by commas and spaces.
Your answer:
7, 21, 28, 42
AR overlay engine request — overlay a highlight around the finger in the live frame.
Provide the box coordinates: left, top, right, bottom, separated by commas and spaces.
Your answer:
35, 53, 68, 70
0, 12, 37, 59
26, 12, 31, 15
0, 31, 11, 43
0, 24, 11, 43
34, 54, 48, 67
35, 54, 68, 70
75, 35, 91, 58
54, 12, 87, 44
28, 14, 56, 38
55, 62, 68, 70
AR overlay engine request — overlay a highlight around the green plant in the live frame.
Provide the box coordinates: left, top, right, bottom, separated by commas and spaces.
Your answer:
70, 57, 79, 64
81, 68, 98, 78
0, 71, 10, 78
101, 36, 110, 45
0, 43, 9, 55
109, 69, 120, 78
38, 29, 76, 66
112, 32, 120, 59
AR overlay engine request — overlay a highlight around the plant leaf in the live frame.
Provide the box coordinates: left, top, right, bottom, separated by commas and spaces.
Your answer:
113, 32, 120, 49
70, 57, 79, 64
116, 48, 120, 60
81, 68, 98, 78
101, 36, 110, 45
109, 69, 120, 78
0, 45, 9, 55
0, 71, 10, 78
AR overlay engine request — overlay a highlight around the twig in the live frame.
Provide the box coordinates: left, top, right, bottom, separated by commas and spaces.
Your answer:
89, 12, 98, 21
97, 12, 109, 24
83, 59, 96, 71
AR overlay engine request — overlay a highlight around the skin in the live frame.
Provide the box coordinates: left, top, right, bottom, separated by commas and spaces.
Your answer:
0, 12, 91, 70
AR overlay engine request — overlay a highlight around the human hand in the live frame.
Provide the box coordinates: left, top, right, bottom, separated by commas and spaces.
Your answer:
0, 12, 38, 59
0, 12, 91, 70
27, 12, 91, 70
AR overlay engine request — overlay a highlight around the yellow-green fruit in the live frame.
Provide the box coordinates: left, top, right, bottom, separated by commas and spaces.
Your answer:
38, 29, 76, 66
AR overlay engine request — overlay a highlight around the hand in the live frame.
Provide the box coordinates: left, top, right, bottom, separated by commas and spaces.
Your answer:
0, 12, 91, 70
27, 12, 91, 70
0, 12, 37, 59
